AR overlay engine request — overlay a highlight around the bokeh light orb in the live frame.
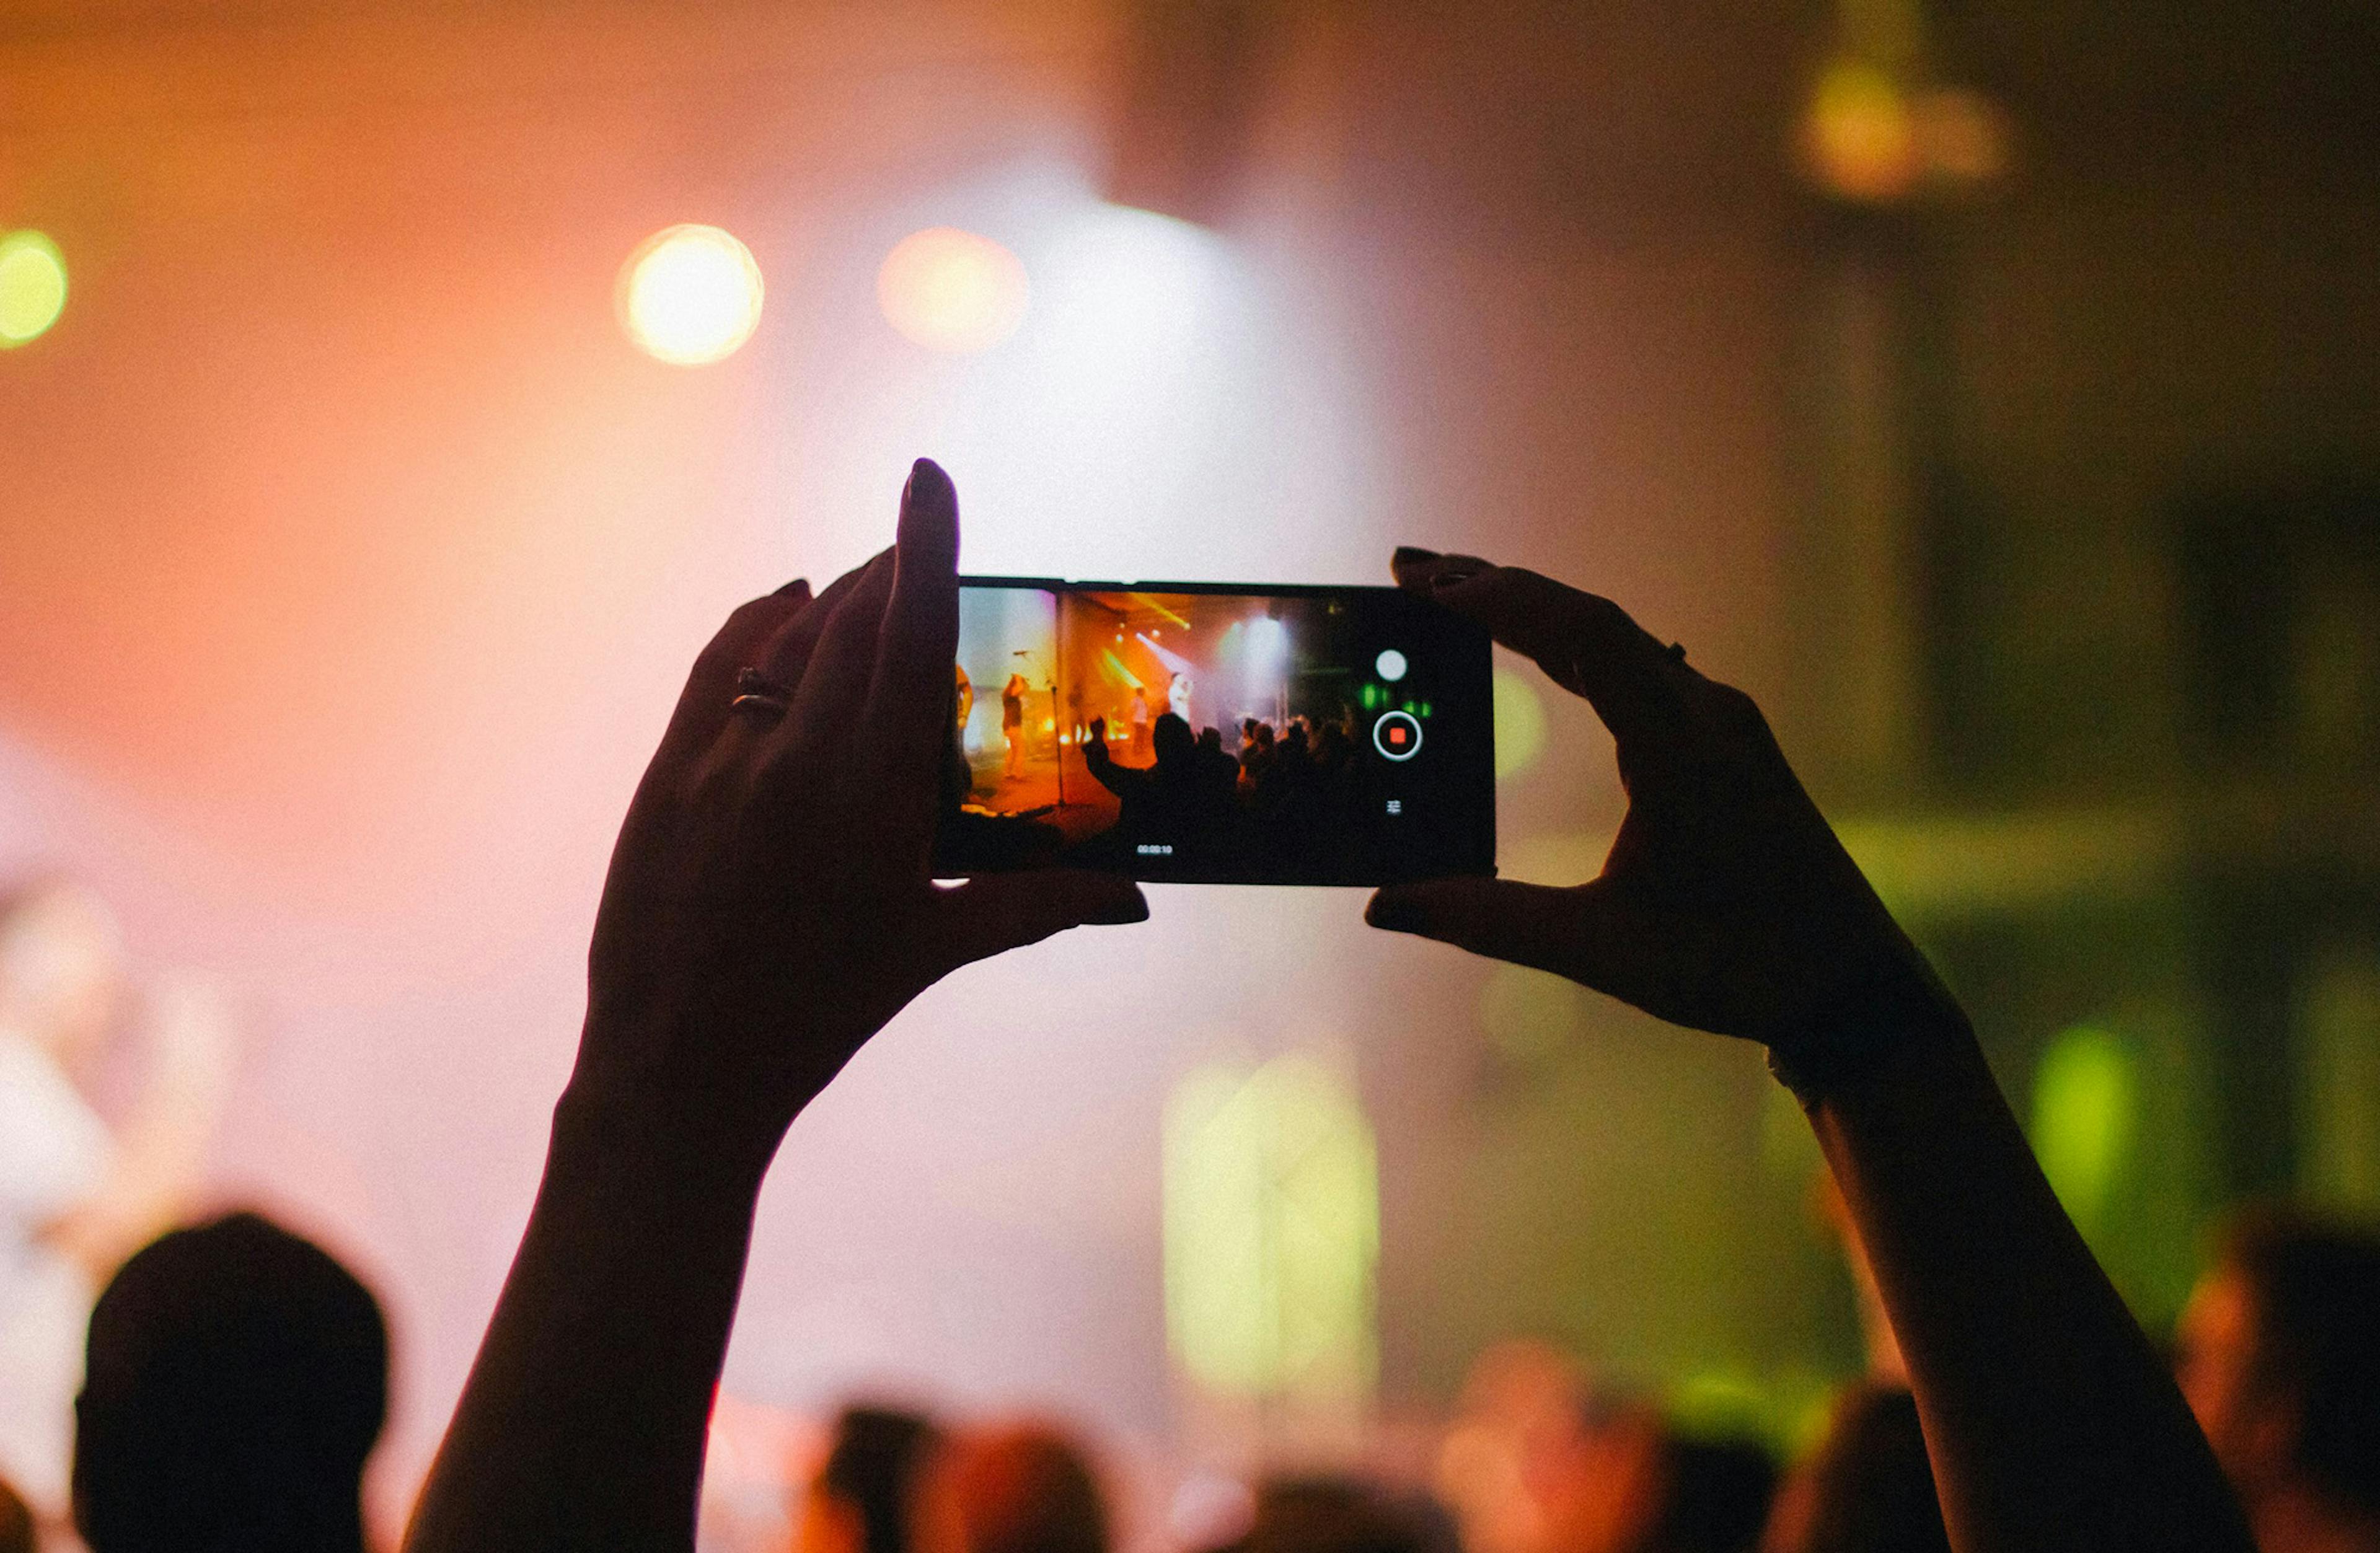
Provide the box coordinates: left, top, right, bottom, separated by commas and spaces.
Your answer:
0, 231, 68, 348
1492, 666, 1547, 781
617, 224, 764, 366
877, 226, 1029, 353
1802, 61, 1920, 203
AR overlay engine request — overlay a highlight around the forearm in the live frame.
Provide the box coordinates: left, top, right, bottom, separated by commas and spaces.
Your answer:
1809, 1028, 2251, 1553
405, 1079, 780, 1553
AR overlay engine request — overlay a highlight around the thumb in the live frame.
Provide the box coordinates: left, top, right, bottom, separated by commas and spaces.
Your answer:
1367, 877, 1651, 995
933, 871, 1150, 972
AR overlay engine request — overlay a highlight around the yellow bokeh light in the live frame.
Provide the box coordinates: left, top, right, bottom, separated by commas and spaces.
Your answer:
617, 224, 764, 366
1802, 61, 1921, 203
1163, 1056, 1378, 1400
0, 231, 68, 348
1492, 666, 1547, 780
876, 226, 1029, 353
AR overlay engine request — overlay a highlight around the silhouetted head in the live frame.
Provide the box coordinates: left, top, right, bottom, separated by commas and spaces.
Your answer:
801, 1406, 941, 1553
1214, 1476, 1456, 1553
914, 1423, 1107, 1553
1197, 727, 1224, 754
1643, 1436, 1775, 1553
74, 1213, 388, 1553
1763, 1386, 1944, 1553
2178, 1207, 2380, 1520
1153, 713, 1196, 768
0, 1474, 32, 1553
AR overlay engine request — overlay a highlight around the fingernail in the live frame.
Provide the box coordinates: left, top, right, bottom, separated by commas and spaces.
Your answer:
1392, 545, 1442, 567
1365, 892, 1424, 933
910, 457, 952, 499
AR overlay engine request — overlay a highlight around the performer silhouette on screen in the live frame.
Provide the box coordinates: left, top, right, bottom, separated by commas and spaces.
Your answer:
1001, 674, 1029, 779
1127, 689, 1152, 763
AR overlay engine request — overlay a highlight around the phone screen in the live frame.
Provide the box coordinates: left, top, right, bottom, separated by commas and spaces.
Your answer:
935, 578, 1496, 885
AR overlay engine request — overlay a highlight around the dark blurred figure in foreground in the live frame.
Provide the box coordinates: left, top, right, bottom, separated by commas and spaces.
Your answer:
2176, 1208, 2380, 1553
1763, 1387, 1947, 1553
912, 1421, 1108, 1553
1201, 1475, 1457, 1553
1536, 1405, 1773, 1553
73, 1212, 387, 1553
0, 1475, 32, 1553
796, 1406, 941, 1553
1642, 1437, 1776, 1553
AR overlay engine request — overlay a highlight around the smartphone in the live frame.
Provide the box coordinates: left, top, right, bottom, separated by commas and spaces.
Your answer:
934, 578, 1496, 885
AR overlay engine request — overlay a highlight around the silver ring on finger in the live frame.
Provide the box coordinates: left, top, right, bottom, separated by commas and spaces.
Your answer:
730, 666, 793, 722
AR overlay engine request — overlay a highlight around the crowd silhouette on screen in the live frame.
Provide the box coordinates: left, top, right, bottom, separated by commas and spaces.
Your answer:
1069, 708, 1380, 871
9, 461, 2380, 1553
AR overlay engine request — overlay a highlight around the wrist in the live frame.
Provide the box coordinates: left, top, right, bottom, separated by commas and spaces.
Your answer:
1769, 956, 1975, 1109
547, 1071, 788, 1206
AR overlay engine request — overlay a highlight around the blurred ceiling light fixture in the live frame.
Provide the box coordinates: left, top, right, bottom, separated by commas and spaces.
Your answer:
1802, 70, 2012, 201
1799, 0, 2008, 203
1103, 0, 1271, 227
876, 227, 1030, 353
1802, 61, 1923, 203
617, 224, 765, 366
1799, 0, 2009, 204
0, 230, 68, 348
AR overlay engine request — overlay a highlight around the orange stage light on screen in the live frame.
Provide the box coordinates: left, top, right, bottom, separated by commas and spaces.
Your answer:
617, 224, 764, 366
0, 231, 68, 348
876, 227, 1029, 353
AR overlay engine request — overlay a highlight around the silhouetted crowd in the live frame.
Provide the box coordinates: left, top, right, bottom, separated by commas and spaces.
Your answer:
5, 1199, 2374, 1553
1070, 710, 1385, 871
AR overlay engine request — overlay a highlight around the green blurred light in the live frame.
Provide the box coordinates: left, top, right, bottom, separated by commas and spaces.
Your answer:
1492, 666, 1546, 780
0, 231, 68, 347
1665, 1366, 1838, 1459
1163, 1057, 1379, 1399
2029, 1025, 2137, 1236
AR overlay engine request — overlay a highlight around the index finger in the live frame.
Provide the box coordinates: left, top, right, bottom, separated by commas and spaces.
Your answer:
867, 457, 961, 773
1390, 548, 1680, 747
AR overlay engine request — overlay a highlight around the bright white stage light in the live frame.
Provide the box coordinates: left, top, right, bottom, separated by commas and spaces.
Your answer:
619, 224, 765, 366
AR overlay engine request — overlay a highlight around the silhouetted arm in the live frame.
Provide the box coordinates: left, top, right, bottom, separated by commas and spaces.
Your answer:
1080, 719, 1144, 800
1367, 551, 2250, 1553
403, 463, 1145, 1553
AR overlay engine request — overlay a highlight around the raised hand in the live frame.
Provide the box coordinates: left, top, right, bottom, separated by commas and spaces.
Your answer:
407, 463, 1146, 1553
1367, 549, 2255, 1553
574, 459, 1147, 1143
1365, 548, 1963, 1099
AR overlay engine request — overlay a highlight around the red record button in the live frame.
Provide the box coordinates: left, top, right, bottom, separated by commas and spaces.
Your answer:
1373, 710, 1422, 761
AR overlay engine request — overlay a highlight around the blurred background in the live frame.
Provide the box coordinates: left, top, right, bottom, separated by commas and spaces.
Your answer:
2, 0, 2376, 1546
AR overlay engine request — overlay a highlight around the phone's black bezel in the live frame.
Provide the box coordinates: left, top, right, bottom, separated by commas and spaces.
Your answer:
942, 575, 1498, 887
